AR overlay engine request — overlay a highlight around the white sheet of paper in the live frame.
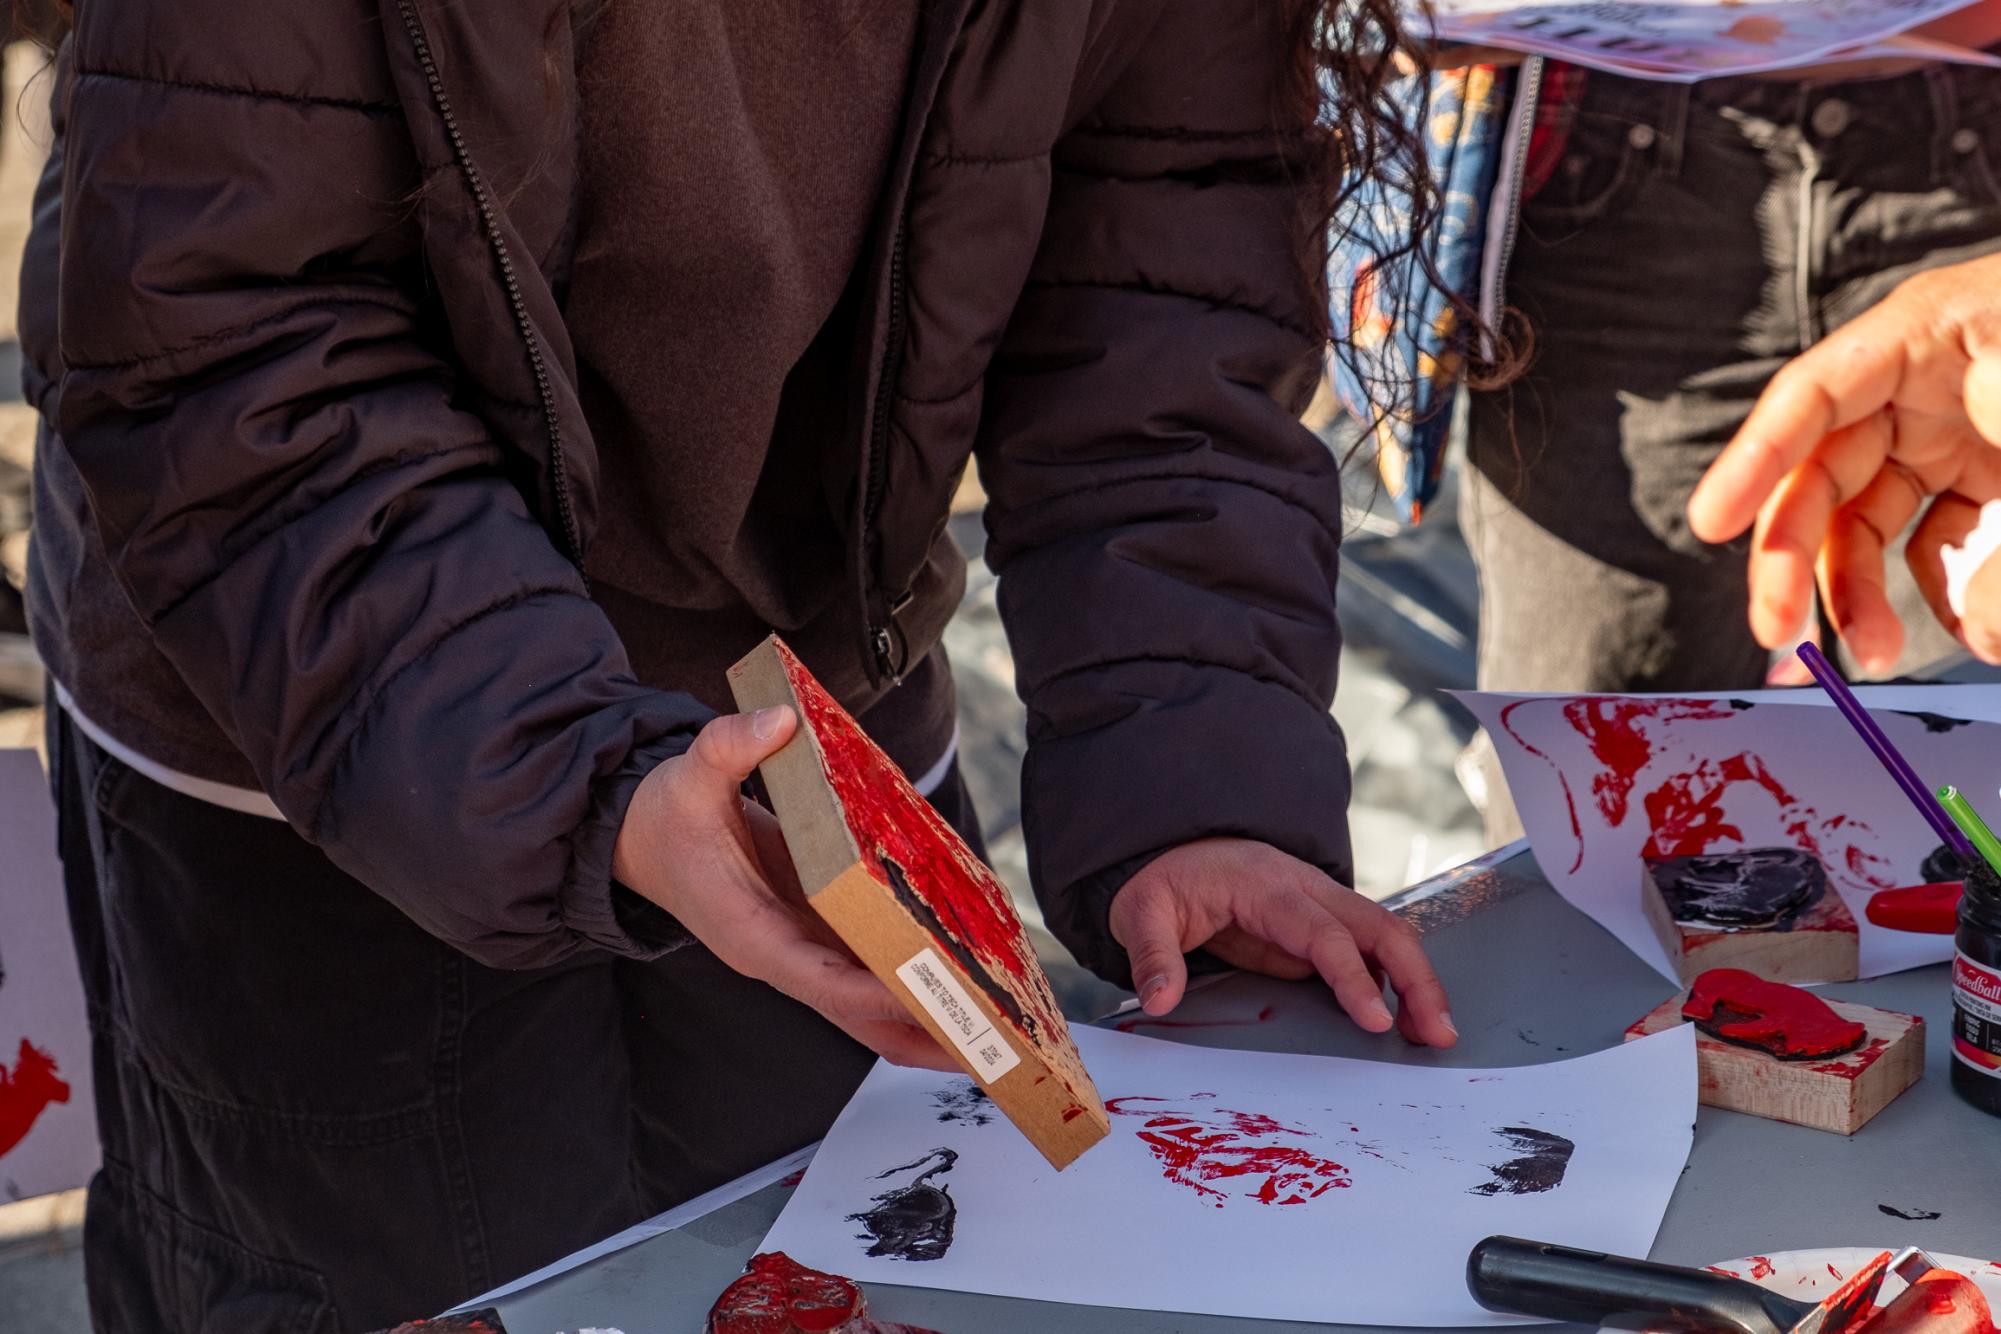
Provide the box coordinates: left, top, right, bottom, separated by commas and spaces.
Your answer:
1460, 690, 1984, 983
1423, 0, 1984, 80
0, 748, 99, 1201
761, 1025, 1697, 1327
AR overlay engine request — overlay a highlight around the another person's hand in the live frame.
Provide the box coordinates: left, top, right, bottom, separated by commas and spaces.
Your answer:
613, 708, 954, 1070
1107, 838, 1458, 1047
1687, 251, 2001, 670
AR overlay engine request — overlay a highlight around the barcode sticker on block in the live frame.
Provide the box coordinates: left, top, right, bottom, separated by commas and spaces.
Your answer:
896, 946, 1021, 1082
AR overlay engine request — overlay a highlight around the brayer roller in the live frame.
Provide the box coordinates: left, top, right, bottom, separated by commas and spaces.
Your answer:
1467, 1236, 1940, 1334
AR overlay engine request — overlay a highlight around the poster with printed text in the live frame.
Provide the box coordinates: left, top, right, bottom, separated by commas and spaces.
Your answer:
1421, 0, 1993, 78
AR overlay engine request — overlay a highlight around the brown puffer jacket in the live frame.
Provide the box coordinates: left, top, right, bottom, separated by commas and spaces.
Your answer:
25, 0, 1349, 983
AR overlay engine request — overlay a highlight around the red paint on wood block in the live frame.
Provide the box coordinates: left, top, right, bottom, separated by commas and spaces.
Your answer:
774, 641, 1069, 1055
1682, 969, 1867, 1059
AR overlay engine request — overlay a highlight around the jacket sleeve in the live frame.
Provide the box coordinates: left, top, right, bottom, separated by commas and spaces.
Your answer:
975, 1, 1350, 987
43, 6, 710, 967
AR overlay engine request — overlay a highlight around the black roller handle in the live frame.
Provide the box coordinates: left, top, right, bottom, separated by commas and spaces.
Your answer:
1467, 1237, 1814, 1334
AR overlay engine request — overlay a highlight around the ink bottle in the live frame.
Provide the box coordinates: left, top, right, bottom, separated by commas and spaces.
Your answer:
1952, 859, 2001, 1117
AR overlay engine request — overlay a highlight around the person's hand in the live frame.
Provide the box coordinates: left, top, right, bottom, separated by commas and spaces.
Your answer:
1687, 252, 2001, 671
1107, 838, 1458, 1047
613, 707, 954, 1070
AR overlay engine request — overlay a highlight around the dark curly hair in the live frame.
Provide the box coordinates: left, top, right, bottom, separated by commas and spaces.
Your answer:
1275, 0, 1523, 453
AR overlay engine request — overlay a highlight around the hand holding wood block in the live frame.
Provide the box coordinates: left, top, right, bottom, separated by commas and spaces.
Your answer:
728, 636, 1109, 1169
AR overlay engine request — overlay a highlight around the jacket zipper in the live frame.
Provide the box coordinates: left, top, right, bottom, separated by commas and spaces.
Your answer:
862, 222, 911, 682
393, 0, 588, 578
1478, 54, 1544, 356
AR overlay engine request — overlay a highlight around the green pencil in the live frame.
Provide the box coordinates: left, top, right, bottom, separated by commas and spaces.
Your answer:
1937, 785, 2001, 877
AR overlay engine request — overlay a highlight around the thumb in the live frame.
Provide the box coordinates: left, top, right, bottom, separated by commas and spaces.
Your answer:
1966, 353, 2001, 446
683, 707, 798, 796
1112, 884, 1190, 1016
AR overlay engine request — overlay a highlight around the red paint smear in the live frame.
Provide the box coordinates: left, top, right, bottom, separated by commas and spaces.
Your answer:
1807, 1035, 1889, 1079
1640, 753, 1895, 891
778, 1170, 807, 1189
1510, 695, 1898, 893
1499, 700, 1586, 873
1566, 698, 1739, 827
0, 1039, 69, 1158
1881, 1269, 2000, 1334
774, 643, 1072, 1065
1112, 1005, 1277, 1034
1106, 1096, 1351, 1208
1830, 1262, 1846, 1280
1682, 969, 1866, 1059
1867, 882, 1962, 934
1061, 1105, 1085, 1122
708, 1252, 942, 1334
1748, 1257, 1777, 1279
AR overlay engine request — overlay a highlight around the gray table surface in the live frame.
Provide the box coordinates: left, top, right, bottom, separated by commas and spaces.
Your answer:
492, 849, 2000, 1333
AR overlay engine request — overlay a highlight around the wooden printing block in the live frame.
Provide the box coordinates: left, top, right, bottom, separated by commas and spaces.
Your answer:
1624, 973, 1923, 1135
728, 636, 1109, 1170
1641, 847, 1859, 985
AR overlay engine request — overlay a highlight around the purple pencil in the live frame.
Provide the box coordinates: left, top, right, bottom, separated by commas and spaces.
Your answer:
1796, 642, 1975, 859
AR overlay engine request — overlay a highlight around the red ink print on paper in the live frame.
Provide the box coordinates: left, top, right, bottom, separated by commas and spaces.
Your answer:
1681, 969, 1867, 1060
1640, 754, 1895, 891
0, 1038, 69, 1158
1499, 700, 1587, 872
1106, 1095, 1351, 1208
1564, 698, 1738, 827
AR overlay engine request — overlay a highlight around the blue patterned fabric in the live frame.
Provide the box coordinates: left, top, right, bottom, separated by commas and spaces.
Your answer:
1327, 67, 1509, 524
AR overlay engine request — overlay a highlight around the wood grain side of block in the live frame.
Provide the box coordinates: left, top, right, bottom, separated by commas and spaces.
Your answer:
1640, 868, 1860, 986
1625, 992, 1924, 1135
726, 643, 859, 896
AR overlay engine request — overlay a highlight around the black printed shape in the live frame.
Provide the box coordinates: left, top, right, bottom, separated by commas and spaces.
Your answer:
1877, 1204, 1942, 1221
850, 1148, 959, 1261
930, 1082, 995, 1126
1470, 1127, 1576, 1197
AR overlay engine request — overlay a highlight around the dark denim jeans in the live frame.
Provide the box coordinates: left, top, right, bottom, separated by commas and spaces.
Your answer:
51, 706, 985, 1331
1465, 63, 2001, 692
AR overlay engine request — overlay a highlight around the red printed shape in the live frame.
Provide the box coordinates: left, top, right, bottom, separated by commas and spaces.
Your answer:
1107, 1095, 1350, 1208
0, 1038, 70, 1158
1682, 969, 1867, 1059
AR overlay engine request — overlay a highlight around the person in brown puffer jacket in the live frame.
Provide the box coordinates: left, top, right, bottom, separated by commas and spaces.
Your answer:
24, 0, 1459, 1328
